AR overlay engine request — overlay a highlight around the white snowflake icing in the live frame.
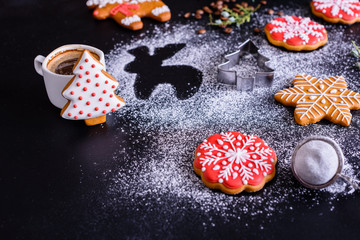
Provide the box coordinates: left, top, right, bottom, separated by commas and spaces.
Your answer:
275, 74, 360, 126
198, 132, 274, 184
313, 0, 360, 17
269, 16, 325, 44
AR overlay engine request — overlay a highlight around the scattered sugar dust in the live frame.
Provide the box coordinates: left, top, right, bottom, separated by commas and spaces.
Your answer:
100, 6, 360, 233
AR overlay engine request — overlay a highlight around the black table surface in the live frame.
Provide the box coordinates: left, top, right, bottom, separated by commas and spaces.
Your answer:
1, 0, 360, 239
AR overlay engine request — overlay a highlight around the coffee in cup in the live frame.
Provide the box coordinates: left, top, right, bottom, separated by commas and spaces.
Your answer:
47, 50, 100, 75
34, 44, 105, 109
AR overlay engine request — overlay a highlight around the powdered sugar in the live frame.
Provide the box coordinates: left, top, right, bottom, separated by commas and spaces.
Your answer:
102, 8, 360, 230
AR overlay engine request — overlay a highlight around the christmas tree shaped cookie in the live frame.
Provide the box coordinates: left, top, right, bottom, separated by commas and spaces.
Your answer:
61, 50, 125, 126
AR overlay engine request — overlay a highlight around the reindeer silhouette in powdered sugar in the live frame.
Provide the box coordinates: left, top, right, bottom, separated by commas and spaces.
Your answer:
125, 44, 203, 100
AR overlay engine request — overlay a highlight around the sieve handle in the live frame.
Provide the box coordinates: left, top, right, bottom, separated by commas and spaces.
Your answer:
337, 173, 360, 190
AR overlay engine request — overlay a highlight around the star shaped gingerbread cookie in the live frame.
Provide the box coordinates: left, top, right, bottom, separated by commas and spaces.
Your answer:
275, 74, 360, 126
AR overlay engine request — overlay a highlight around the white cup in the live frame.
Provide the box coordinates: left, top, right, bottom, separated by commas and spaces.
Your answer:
34, 44, 105, 109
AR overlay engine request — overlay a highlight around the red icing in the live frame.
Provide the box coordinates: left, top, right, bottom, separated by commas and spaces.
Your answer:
194, 131, 276, 189
110, 3, 140, 16
61, 50, 125, 122
312, 0, 360, 21
93, 10, 99, 16
106, 103, 110, 106
265, 16, 327, 46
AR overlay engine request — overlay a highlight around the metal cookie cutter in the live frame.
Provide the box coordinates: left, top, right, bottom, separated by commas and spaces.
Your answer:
217, 39, 274, 91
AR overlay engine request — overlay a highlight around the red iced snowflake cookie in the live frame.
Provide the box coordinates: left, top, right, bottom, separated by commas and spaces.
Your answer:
311, 0, 360, 24
61, 50, 125, 126
265, 16, 328, 51
193, 131, 277, 194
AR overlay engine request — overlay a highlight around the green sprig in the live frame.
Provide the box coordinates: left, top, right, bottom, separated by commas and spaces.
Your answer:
209, 4, 260, 28
352, 41, 360, 69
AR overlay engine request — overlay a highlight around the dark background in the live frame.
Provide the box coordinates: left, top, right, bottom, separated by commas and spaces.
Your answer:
1, 0, 360, 239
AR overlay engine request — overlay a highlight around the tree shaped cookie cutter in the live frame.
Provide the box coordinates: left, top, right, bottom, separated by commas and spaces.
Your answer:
217, 39, 274, 91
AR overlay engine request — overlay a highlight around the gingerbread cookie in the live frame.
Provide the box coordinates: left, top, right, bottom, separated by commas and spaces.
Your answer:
61, 50, 125, 126
193, 131, 277, 194
86, 0, 171, 31
311, 0, 360, 24
275, 74, 360, 126
265, 16, 328, 51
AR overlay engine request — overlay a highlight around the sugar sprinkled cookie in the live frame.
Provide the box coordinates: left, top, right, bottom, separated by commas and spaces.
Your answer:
61, 50, 125, 126
311, 0, 360, 24
86, 0, 171, 31
193, 131, 277, 194
275, 74, 360, 126
265, 16, 328, 51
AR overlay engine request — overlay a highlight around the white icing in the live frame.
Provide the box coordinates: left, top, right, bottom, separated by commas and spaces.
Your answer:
151, 5, 170, 16
269, 16, 326, 44
277, 74, 360, 125
330, 89, 337, 94
198, 132, 275, 185
308, 88, 315, 92
213, 165, 220, 171
121, 15, 141, 26
86, 0, 157, 8
61, 50, 125, 120
313, 0, 360, 18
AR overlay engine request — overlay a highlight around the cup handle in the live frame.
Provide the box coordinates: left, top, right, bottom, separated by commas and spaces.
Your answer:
34, 55, 45, 76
